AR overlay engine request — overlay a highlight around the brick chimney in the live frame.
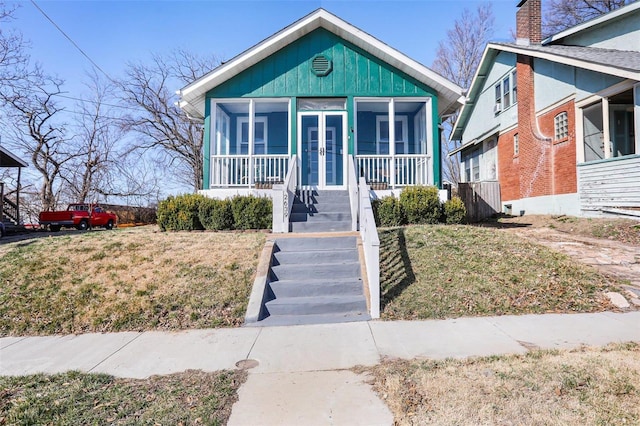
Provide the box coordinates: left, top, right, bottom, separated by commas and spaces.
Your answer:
516, 0, 542, 45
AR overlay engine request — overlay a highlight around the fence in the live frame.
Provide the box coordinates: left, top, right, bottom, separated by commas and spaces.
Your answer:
458, 181, 501, 222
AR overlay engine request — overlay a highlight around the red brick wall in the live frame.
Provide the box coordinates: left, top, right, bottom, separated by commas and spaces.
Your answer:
537, 101, 578, 195
497, 128, 520, 201
496, 55, 578, 202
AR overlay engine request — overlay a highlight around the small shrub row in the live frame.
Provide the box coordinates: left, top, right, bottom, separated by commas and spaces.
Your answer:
157, 194, 272, 231
372, 186, 466, 227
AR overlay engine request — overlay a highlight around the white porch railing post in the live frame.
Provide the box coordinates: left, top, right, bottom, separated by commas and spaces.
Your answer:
359, 176, 380, 319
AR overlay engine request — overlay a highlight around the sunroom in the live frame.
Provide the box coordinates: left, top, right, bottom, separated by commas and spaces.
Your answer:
207, 97, 435, 191
180, 9, 463, 196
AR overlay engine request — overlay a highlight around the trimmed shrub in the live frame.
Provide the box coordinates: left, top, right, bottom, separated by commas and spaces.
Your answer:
231, 195, 272, 230
157, 194, 205, 231
399, 186, 441, 224
444, 196, 467, 224
373, 196, 406, 227
198, 198, 234, 230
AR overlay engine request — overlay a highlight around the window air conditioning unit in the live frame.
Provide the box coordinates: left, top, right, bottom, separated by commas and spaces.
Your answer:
493, 104, 502, 114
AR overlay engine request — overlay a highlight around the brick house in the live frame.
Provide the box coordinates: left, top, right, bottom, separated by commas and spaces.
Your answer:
452, 0, 640, 217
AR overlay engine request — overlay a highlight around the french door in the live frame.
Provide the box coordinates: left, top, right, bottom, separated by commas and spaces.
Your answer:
298, 111, 347, 189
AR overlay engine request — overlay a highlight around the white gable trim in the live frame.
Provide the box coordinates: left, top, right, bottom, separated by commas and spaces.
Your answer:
0, 146, 28, 167
179, 9, 463, 118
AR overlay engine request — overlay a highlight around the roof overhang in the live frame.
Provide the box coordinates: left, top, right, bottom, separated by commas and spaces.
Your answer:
451, 45, 499, 141
0, 146, 28, 168
449, 125, 499, 156
178, 8, 464, 119
493, 43, 640, 80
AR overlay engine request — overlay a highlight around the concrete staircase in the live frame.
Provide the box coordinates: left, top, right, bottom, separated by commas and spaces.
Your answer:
289, 190, 352, 233
252, 236, 370, 327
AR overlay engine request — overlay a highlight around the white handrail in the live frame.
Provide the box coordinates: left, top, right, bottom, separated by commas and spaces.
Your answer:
347, 155, 359, 231
359, 176, 380, 319
272, 156, 297, 233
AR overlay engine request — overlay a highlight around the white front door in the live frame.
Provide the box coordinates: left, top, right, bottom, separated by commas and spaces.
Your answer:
299, 112, 347, 189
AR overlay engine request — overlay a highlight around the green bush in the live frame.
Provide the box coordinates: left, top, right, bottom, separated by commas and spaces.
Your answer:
443, 196, 467, 224
372, 196, 406, 227
198, 198, 234, 230
231, 195, 272, 230
157, 194, 205, 231
399, 186, 441, 224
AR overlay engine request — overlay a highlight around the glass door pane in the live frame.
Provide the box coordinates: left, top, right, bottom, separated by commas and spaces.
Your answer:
325, 114, 344, 186
301, 115, 319, 186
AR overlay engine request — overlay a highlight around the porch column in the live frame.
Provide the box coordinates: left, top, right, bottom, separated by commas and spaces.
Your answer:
389, 99, 396, 189
17, 166, 21, 224
248, 100, 255, 188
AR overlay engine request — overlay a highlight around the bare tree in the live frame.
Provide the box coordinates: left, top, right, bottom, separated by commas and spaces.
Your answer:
544, 0, 635, 36
2, 76, 76, 211
432, 3, 495, 184
60, 72, 125, 204
117, 49, 220, 191
0, 2, 31, 95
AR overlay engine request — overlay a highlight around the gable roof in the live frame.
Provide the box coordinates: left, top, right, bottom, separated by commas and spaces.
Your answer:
0, 145, 28, 168
542, 1, 640, 45
452, 40, 640, 142
178, 8, 464, 118
493, 43, 640, 79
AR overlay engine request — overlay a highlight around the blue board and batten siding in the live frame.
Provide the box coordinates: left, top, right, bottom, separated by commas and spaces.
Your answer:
203, 28, 442, 188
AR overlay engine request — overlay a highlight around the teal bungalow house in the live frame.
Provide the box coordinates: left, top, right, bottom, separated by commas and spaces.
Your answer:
179, 9, 463, 231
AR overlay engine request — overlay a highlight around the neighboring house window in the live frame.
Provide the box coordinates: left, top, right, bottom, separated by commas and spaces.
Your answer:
237, 116, 268, 155
513, 133, 519, 156
554, 112, 568, 140
376, 115, 408, 155
463, 147, 482, 182
512, 71, 517, 104
494, 71, 517, 114
503, 77, 511, 109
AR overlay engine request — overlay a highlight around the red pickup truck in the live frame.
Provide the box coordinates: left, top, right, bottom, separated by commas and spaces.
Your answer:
39, 204, 118, 232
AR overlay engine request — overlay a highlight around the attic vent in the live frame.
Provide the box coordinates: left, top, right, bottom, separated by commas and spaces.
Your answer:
311, 54, 332, 76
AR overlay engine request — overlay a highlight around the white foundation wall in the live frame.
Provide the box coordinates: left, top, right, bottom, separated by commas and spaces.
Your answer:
199, 188, 274, 200
503, 192, 581, 217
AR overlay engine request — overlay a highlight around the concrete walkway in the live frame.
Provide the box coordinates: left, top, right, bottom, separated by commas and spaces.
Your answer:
2, 312, 640, 425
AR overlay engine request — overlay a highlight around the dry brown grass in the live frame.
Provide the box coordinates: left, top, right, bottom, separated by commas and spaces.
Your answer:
365, 343, 640, 425
0, 226, 266, 335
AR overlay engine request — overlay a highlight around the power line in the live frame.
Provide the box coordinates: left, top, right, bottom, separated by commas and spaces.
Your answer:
53, 93, 143, 112
30, 0, 113, 82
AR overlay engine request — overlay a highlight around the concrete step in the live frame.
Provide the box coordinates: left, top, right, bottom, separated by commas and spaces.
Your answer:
270, 262, 361, 281
274, 237, 357, 252
272, 249, 359, 265
290, 221, 353, 233
291, 202, 351, 214
269, 278, 363, 298
265, 295, 368, 316
290, 212, 351, 223
246, 311, 371, 327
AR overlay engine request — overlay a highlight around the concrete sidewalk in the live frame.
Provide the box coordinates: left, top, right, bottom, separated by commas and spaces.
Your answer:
2, 312, 640, 425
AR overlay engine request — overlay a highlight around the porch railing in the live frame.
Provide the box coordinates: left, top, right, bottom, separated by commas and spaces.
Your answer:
210, 155, 289, 187
355, 154, 430, 189
359, 176, 380, 319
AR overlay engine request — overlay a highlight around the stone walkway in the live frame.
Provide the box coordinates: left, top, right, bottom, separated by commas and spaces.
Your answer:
509, 227, 640, 290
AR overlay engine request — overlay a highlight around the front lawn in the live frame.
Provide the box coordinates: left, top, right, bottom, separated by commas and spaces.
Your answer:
0, 227, 265, 336
364, 343, 640, 425
379, 225, 616, 320
0, 369, 245, 425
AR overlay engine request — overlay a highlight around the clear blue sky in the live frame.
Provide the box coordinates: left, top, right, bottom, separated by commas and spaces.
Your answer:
11, 0, 518, 100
